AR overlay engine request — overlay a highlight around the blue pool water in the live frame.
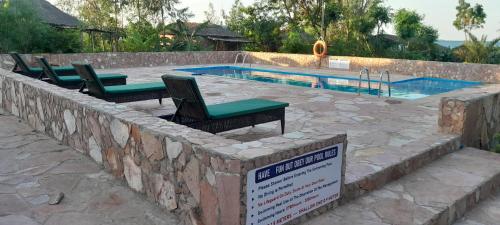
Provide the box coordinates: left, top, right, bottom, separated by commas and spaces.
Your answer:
176, 66, 480, 100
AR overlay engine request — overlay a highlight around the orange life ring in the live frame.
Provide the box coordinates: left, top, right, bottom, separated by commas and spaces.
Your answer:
313, 40, 328, 58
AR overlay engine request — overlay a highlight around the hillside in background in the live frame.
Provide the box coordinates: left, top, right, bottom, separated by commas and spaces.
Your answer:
437, 40, 500, 49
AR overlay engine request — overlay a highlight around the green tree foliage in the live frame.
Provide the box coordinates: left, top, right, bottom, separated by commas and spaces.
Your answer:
279, 28, 313, 53
394, 9, 439, 59
454, 33, 500, 64
121, 20, 161, 52
0, 0, 81, 53
453, 0, 486, 40
226, 0, 283, 52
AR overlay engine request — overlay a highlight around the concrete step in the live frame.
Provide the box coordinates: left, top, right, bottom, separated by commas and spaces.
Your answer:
303, 148, 500, 225
344, 135, 461, 202
454, 193, 500, 225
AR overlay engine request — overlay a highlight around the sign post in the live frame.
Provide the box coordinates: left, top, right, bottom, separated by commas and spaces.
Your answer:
246, 144, 343, 225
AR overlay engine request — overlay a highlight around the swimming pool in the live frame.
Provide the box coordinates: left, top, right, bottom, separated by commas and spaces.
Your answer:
176, 66, 480, 100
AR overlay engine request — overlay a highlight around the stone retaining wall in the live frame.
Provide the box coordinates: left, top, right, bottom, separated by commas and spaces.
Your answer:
0, 51, 240, 70
0, 68, 347, 225
246, 52, 500, 83
439, 85, 500, 150
4, 51, 499, 83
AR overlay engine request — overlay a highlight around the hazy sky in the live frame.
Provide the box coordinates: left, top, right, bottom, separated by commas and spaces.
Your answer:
178, 0, 500, 40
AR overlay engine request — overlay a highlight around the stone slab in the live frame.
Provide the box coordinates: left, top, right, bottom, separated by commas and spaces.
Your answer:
303, 148, 500, 225
454, 193, 500, 225
0, 113, 180, 225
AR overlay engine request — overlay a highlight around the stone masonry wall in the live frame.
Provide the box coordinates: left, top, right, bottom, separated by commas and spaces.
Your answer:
439, 85, 500, 150
0, 51, 240, 70
0, 68, 347, 225
3, 51, 499, 83
247, 52, 500, 83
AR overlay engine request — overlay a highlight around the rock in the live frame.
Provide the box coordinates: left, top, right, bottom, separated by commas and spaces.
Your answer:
283, 132, 304, 139
165, 138, 183, 161
88, 136, 102, 164
36, 97, 44, 120
205, 168, 215, 186
51, 122, 63, 141
110, 119, 129, 148
216, 174, 241, 225
141, 132, 164, 161
63, 110, 76, 135
153, 174, 177, 210
199, 181, 218, 225
105, 148, 123, 177
183, 158, 200, 203
123, 156, 143, 192
48, 192, 64, 205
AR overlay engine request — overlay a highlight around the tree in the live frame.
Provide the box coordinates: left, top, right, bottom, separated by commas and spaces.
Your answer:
0, 0, 81, 53
369, 4, 392, 35
394, 9, 439, 59
204, 2, 221, 25
454, 33, 500, 64
394, 9, 422, 41
121, 20, 161, 52
453, 0, 486, 40
225, 0, 283, 52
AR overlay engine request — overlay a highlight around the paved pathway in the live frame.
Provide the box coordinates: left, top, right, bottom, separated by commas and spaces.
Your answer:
0, 108, 179, 225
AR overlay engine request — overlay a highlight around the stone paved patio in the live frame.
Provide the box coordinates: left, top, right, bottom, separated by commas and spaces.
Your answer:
0, 108, 179, 225
97, 65, 467, 185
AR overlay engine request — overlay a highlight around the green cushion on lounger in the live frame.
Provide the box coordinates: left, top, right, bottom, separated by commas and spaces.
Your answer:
30, 66, 75, 73
104, 82, 166, 94
59, 73, 127, 82
207, 98, 289, 119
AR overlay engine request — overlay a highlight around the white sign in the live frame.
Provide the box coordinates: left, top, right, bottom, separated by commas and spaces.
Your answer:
246, 144, 343, 225
329, 59, 350, 70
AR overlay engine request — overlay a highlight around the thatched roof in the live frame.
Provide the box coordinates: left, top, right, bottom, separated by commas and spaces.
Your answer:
168, 22, 250, 43
10, 0, 80, 28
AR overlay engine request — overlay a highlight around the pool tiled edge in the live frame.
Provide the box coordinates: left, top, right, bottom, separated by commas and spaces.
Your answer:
0, 68, 347, 225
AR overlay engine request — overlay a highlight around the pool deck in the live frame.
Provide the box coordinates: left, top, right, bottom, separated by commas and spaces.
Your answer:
94, 64, 499, 197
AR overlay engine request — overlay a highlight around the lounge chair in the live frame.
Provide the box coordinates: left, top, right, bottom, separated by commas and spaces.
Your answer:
10, 53, 75, 78
161, 74, 289, 134
37, 57, 127, 92
72, 63, 169, 104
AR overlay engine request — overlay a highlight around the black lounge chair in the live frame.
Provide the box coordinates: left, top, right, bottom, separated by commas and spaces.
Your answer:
10, 52, 75, 78
37, 57, 127, 92
72, 63, 169, 104
161, 74, 289, 134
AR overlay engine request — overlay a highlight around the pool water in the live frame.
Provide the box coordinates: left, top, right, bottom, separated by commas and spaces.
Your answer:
176, 66, 480, 100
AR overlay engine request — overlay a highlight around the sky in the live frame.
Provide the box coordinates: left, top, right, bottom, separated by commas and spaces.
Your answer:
178, 0, 500, 41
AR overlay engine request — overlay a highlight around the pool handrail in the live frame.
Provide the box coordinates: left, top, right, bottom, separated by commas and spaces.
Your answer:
358, 68, 371, 95
378, 70, 391, 97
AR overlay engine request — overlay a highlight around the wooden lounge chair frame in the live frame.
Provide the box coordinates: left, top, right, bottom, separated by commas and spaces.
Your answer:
37, 57, 126, 92
73, 63, 169, 104
161, 74, 287, 134
10, 53, 75, 78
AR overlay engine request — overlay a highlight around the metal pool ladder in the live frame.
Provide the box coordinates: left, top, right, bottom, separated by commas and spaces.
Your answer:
358, 68, 371, 95
234, 52, 250, 66
378, 70, 391, 97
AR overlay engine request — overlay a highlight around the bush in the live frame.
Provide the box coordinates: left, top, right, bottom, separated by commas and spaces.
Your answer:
121, 20, 161, 52
494, 133, 500, 153
279, 30, 312, 54
0, 0, 81, 53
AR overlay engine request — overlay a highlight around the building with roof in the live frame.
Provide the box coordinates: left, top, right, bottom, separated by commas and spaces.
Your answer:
164, 22, 251, 51
7, 0, 81, 28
